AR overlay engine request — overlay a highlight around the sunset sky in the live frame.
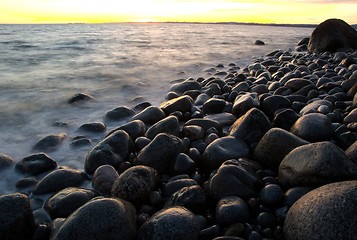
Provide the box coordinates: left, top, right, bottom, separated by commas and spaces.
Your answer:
0, 0, 356, 24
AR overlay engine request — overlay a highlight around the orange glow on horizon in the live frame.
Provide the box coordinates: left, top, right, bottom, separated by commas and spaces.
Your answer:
0, 0, 356, 24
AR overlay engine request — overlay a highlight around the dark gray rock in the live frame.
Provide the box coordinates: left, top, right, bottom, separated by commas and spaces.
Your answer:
85, 130, 133, 174
215, 196, 250, 226
0, 193, 35, 240
77, 122, 106, 133
203, 98, 226, 114
160, 95, 194, 115
203, 136, 251, 171
51, 198, 136, 240
290, 113, 334, 142
33, 133, 66, 152
105, 106, 135, 121
107, 120, 146, 140
209, 159, 259, 200
130, 106, 166, 125
231, 93, 260, 118
273, 108, 300, 130
284, 78, 313, 92
344, 108, 357, 125
68, 93, 94, 104
259, 184, 283, 207
92, 165, 119, 195
204, 113, 237, 128
111, 165, 159, 204
170, 80, 202, 94
279, 142, 357, 188
0, 153, 14, 170
283, 186, 312, 207
229, 108, 272, 146
346, 140, 357, 165
15, 153, 57, 175
299, 99, 333, 115
138, 206, 201, 240
185, 118, 221, 132
70, 136, 91, 148
254, 40, 265, 45
145, 116, 180, 139
182, 125, 205, 141
171, 153, 196, 175
284, 181, 357, 240
44, 187, 97, 219
253, 128, 309, 170
308, 18, 357, 53
261, 95, 291, 119
33, 167, 85, 195
164, 177, 198, 197
135, 133, 184, 174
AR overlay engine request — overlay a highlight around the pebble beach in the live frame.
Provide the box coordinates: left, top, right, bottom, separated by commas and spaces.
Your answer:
1, 21, 357, 240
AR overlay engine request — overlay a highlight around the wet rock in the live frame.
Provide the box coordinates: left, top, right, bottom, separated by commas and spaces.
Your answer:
105, 106, 135, 121
254, 40, 265, 45
0, 153, 14, 170
77, 122, 106, 133
261, 95, 291, 119
216, 196, 250, 226
33, 133, 66, 152
108, 120, 146, 140
68, 93, 94, 104
343, 108, 357, 124
92, 165, 119, 195
229, 108, 272, 146
131, 106, 166, 125
231, 93, 260, 118
202, 136, 251, 171
111, 165, 159, 204
182, 125, 205, 141
308, 18, 357, 53
204, 113, 237, 128
170, 80, 202, 94
346, 140, 357, 165
15, 153, 57, 175
160, 95, 194, 115
232, 81, 250, 93
15, 177, 39, 191
209, 159, 259, 200
253, 128, 309, 170
273, 108, 300, 130
284, 181, 357, 240
52, 198, 136, 240
165, 185, 207, 213
185, 118, 221, 132
203, 98, 226, 114
290, 113, 334, 142
284, 78, 313, 92
145, 116, 180, 139
171, 153, 196, 175
44, 187, 97, 219
279, 142, 357, 188
33, 167, 85, 195
70, 136, 91, 148
85, 130, 133, 174
0, 193, 35, 240
299, 99, 333, 115
259, 184, 283, 207
164, 176, 198, 197
135, 133, 184, 174
138, 206, 201, 240
283, 186, 312, 207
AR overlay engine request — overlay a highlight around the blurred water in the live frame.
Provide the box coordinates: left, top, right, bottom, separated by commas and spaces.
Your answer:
0, 23, 312, 194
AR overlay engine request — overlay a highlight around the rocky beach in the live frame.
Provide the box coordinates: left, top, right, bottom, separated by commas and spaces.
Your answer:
1, 19, 357, 240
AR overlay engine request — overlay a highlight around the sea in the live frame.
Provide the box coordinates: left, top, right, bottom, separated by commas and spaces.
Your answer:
0, 23, 313, 194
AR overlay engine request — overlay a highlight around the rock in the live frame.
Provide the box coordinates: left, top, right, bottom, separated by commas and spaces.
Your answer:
299, 99, 333, 115
261, 95, 291, 119
253, 128, 309, 170
145, 116, 180, 139
68, 93, 93, 104
138, 206, 201, 240
111, 165, 159, 204
171, 153, 196, 175
70, 136, 91, 148
185, 118, 221, 132
254, 40, 265, 45
209, 159, 259, 200
135, 133, 184, 174
160, 95, 194, 115
273, 108, 300, 130
290, 113, 334, 142
283, 186, 312, 207
203, 98, 226, 114
44, 187, 97, 219
107, 120, 146, 140
204, 113, 237, 128
229, 108, 272, 146
33, 167, 85, 195
0, 193, 35, 240
259, 184, 283, 207
165, 185, 207, 213
0, 153, 14, 170
346, 140, 357, 165
77, 122, 106, 133
92, 165, 119, 195
284, 181, 357, 240
170, 80, 202, 94
202, 136, 251, 171
284, 78, 313, 92
182, 125, 205, 141
105, 106, 135, 121
279, 142, 357, 188
163, 176, 198, 197
231, 93, 260, 118
308, 18, 357, 53
15, 153, 57, 175
85, 130, 133, 174
130, 106, 166, 125
33, 133, 66, 152
215, 196, 250, 226
343, 108, 357, 124
51, 198, 136, 240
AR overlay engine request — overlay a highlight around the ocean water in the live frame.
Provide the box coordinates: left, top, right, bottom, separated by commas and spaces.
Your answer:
0, 23, 312, 194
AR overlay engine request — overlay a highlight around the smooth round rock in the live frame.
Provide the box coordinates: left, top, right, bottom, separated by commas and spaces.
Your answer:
130, 106, 166, 125
231, 93, 260, 118
77, 122, 106, 133
105, 106, 135, 121
111, 165, 159, 204
0, 153, 14, 170
283, 186, 312, 207
138, 206, 201, 240
261, 95, 291, 119
107, 120, 146, 141
215, 196, 250, 226
15, 153, 57, 175
145, 116, 180, 139
170, 80, 202, 94
33, 133, 66, 152
68, 93, 93, 104
171, 153, 196, 175
160, 95, 194, 115
52, 198, 136, 240
0, 193, 35, 240
284, 181, 357, 240
203, 98, 226, 114
259, 184, 283, 207
92, 165, 119, 195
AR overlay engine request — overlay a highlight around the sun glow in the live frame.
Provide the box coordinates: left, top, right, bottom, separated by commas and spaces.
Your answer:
0, 0, 356, 24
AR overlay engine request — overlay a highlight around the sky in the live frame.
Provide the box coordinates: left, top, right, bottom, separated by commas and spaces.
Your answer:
0, 0, 356, 24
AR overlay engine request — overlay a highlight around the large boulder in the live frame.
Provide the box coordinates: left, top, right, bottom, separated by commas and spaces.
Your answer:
51, 198, 136, 240
0, 193, 35, 240
308, 18, 357, 53
279, 142, 357, 188
284, 181, 357, 240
